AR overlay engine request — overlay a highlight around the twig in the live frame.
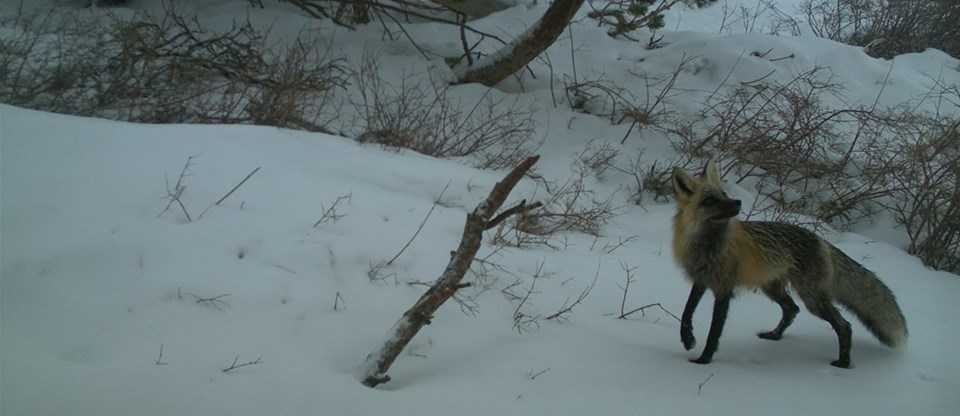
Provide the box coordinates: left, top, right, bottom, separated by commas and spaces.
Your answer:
603, 235, 640, 254
267, 262, 297, 274
198, 166, 261, 220
527, 367, 551, 380
155, 342, 168, 365
698, 373, 715, 396
616, 261, 638, 318
215, 166, 260, 206
222, 355, 263, 373
385, 183, 449, 266
158, 154, 200, 222
334, 290, 346, 311
189, 293, 231, 312
457, 12, 472, 66
314, 193, 353, 227
485, 200, 543, 230
545, 260, 600, 321
619, 302, 680, 322
512, 260, 547, 333
367, 260, 398, 284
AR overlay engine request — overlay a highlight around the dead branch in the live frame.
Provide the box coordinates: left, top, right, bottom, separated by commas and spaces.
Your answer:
359, 155, 540, 388
222, 355, 263, 373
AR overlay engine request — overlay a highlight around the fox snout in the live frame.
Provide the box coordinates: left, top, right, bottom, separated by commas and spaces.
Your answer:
708, 197, 741, 221
728, 198, 742, 214
726, 199, 742, 217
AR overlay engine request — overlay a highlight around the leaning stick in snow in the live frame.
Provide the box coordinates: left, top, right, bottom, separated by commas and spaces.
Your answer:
359, 155, 541, 388
214, 166, 261, 206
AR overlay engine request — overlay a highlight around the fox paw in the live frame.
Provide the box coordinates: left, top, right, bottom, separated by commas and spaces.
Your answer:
681, 331, 696, 350
830, 359, 851, 369
757, 331, 782, 341
690, 356, 712, 365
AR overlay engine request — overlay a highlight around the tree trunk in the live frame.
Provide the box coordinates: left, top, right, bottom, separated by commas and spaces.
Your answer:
456, 0, 585, 87
360, 156, 541, 388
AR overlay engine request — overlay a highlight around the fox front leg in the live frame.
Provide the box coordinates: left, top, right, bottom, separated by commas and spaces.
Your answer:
681, 284, 706, 351
691, 291, 733, 365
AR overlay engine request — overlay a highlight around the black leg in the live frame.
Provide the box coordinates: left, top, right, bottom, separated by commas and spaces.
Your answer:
692, 291, 733, 365
757, 281, 800, 341
801, 294, 853, 368
681, 284, 706, 351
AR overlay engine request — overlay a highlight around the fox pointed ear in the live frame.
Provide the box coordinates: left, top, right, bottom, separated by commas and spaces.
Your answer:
702, 159, 722, 185
672, 167, 698, 200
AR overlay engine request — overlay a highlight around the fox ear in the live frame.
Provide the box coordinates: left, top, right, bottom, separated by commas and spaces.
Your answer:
702, 159, 722, 185
672, 167, 698, 200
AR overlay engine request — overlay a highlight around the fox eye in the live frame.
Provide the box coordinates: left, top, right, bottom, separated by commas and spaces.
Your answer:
703, 197, 716, 206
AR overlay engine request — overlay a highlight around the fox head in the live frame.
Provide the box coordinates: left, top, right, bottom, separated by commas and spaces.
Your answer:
672, 159, 742, 223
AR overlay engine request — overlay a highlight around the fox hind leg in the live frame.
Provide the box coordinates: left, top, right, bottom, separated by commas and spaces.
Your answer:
757, 280, 800, 341
798, 292, 853, 368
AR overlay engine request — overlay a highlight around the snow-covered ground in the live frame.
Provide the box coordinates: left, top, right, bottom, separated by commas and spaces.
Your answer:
2, 1, 959, 415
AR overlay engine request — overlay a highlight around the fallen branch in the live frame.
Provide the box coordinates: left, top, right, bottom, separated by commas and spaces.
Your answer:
359, 155, 541, 388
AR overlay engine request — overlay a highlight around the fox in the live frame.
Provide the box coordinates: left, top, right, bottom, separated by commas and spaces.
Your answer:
670, 159, 907, 368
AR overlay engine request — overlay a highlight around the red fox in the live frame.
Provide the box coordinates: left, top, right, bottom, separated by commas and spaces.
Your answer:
671, 160, 907, 368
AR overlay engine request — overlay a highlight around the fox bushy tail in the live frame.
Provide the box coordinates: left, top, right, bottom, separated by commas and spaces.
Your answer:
831, 246, 908, 349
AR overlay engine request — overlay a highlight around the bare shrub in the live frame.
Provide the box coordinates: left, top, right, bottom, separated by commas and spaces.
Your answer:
802, 0, 960, 58
575, 138, 619, 178
715, 0, 802, 36
0, 7, 107, 114
349, 54, 539, 168
661, 65, 959, 273
663, 67, 891, 227
488, 160, 620, 249
0, 4, 345, 129
564, 55, 690, 144
873, 115, 959, 273
526, 166, 619, 236
502, 260, 552, 334
614, 152, 693, 204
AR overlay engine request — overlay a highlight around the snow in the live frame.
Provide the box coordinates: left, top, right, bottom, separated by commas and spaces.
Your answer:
2, 1, 959, 415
